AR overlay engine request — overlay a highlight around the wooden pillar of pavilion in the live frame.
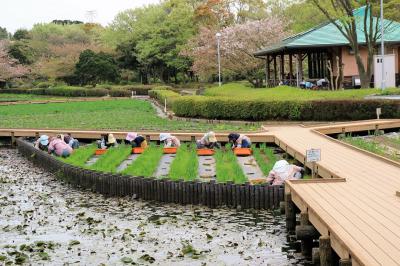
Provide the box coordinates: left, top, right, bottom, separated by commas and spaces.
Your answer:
280, 53, 285, 81
308, 53, 312, 79
273, 55, 277, 85
266, 55, 271, 87
297, 53, 303, 84
289, 54, 293, 81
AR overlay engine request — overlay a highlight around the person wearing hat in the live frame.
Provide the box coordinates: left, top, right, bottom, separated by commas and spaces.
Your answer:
34, 135, 50, 151
159, 133, 180, 148
106, 133, 118, 148
125, 132, 148, 148
228, 133, 251, 148
196, 131, 220, 149
63, 133, 80, 149
48, 136, 73, 158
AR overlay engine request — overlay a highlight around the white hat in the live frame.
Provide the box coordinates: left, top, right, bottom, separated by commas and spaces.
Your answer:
159, 133, 171, 142
108, 134, 116, 144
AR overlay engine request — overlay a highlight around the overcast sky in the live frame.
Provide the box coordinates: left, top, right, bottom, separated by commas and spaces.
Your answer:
2, 0, 160, 33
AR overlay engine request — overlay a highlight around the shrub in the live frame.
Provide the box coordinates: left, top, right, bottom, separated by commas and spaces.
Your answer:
149, 89, 181, 108
109, 88, 131, 97
36, 81, 54, 88
172, 96, 400, 121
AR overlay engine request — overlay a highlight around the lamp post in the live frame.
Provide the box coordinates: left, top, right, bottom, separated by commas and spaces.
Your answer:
216, 32, 222, 87
380, 0, 385, 90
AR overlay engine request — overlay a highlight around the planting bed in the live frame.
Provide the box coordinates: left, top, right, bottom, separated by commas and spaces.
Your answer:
17, 139, 285, 210
341, 132, 400, 162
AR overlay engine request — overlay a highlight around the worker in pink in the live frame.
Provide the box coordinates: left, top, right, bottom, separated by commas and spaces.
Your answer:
48, 137, 73, 158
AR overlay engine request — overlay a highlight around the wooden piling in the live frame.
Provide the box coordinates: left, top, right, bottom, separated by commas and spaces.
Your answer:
319, 235, 332, 266
338, 258, 352, 266
296, 212, 314, 257
312, 248, 320, 264
285, 192, 296, 232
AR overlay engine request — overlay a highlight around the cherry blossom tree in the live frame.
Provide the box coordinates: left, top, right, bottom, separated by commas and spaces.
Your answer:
184, 16, 289, 86
0, 40, 29, 82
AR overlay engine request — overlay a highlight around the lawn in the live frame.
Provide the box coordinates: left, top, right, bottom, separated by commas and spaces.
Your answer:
0, 93, 66, 102
0, 99, 256, 131
204, 82, 399, 101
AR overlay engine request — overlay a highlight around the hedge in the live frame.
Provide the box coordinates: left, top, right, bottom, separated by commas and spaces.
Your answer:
171, 96, 400, 121
149, 89, 181, 108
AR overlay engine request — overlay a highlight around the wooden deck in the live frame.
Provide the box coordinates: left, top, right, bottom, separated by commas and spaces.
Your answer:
2, 119, 400, 264
269, 121, 400, 266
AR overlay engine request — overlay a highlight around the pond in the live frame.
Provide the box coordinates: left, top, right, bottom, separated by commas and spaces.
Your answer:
0, 149, 306, 265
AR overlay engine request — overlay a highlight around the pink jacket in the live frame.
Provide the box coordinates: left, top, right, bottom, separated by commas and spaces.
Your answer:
48, 138, 72, 156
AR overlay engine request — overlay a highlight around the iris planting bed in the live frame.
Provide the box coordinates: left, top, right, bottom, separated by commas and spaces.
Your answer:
62, 142, 278, 184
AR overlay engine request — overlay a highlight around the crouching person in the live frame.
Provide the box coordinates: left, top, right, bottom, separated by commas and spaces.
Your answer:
48, 137, 73, 158
98, 133, 118, 149
266, 160, 304, 185
63, 133, 80, 149
34, 135, 50, 151
196, 131, 220, 149
160, 133, 180, 147
228, 133, 252, 148
125, 132, 148, 148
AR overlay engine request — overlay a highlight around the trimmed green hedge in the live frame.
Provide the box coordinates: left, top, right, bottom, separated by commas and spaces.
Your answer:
0, 87, 108, 97
171, 96, 400, 121
149, 89, 181, 108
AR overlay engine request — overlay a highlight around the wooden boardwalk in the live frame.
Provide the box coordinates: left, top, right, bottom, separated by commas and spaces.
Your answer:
269, 120, 400, 266
2, 119, 400, 264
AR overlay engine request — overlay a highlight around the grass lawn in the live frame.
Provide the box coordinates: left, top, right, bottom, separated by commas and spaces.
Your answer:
204, 83, 399, 101
0, 99, 256, 131
0, 93, 67, 102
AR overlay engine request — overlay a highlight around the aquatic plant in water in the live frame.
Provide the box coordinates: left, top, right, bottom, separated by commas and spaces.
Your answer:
252, 143, 278, 175
89, 145, 132, 173
123, 144, 163, 177
168, 143, 198, 181
214, 144, 247, 184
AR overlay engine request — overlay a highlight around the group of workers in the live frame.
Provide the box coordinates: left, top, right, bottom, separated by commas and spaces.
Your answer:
94, 131, 252, 150
34, 133, 79, 158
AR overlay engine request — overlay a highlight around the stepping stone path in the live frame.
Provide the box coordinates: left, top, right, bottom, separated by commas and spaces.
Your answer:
154, 154, 176, 178
198, 156, 216, 180
236, 155, 264, 181
116, 154, 140, 172
86, 155, 101, 166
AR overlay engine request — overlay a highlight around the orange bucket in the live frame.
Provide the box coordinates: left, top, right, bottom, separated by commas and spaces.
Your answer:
197, 149, 215, 156
249, 178, 266, 185
95, 149, 107, 155
132, 147, 145, 154
163, 147, 178, 154
234, 148, 252, 156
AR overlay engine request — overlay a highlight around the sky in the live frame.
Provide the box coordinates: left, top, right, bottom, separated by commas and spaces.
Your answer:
2, 0, 160, 33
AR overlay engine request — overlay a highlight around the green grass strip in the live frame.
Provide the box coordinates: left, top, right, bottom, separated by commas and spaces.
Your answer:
215, 144, 247, 184
342, 136, 396, 160
89, 145, 132, 173
168, 143, 198, 181
122, 144, 163, 177
62, 144, 97, 168
252, 144, 278, 175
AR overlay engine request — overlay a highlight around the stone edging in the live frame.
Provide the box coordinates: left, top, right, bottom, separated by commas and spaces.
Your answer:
16, 138, 283, 210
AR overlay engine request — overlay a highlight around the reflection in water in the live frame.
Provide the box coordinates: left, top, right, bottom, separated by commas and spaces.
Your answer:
0, 149, 305, 265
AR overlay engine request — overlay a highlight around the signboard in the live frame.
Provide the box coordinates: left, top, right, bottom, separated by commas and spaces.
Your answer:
306, 149, 321, 163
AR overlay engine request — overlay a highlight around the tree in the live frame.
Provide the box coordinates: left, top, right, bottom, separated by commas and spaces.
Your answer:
74, 49, 120, 86
184, 17, 289, 86
13, 29, 31, 40
310, 0, 394, 88
0, 40, 29, 82
8, 41, 35, 64
0, 27, 8, 40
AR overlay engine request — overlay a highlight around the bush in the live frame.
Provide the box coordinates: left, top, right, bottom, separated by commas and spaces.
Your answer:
36, 81, 54, 88
0, 86, 109, 97
149, 89, 181, 108
172, 97, 400, 121
109, 88, 131, 97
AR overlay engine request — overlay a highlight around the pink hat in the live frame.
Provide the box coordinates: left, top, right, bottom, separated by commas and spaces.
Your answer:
126, 132, 137, 142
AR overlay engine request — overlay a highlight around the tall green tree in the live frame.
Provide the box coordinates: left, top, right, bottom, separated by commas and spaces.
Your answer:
13, 29, 30, 40
0, 27, 8, 40
75, 49, 120, 86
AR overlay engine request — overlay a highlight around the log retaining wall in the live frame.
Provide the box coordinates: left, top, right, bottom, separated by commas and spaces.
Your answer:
17, 138, 283, 210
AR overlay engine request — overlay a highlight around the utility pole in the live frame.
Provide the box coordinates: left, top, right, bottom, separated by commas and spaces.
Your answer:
216, 32, 222, 87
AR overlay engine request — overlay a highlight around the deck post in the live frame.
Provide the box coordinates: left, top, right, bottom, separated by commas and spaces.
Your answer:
319, 235, 333, 266
11, 132, 16, 148
285, 191, 296, 232
339, 258, 352, 266
297, 212, 314, 257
